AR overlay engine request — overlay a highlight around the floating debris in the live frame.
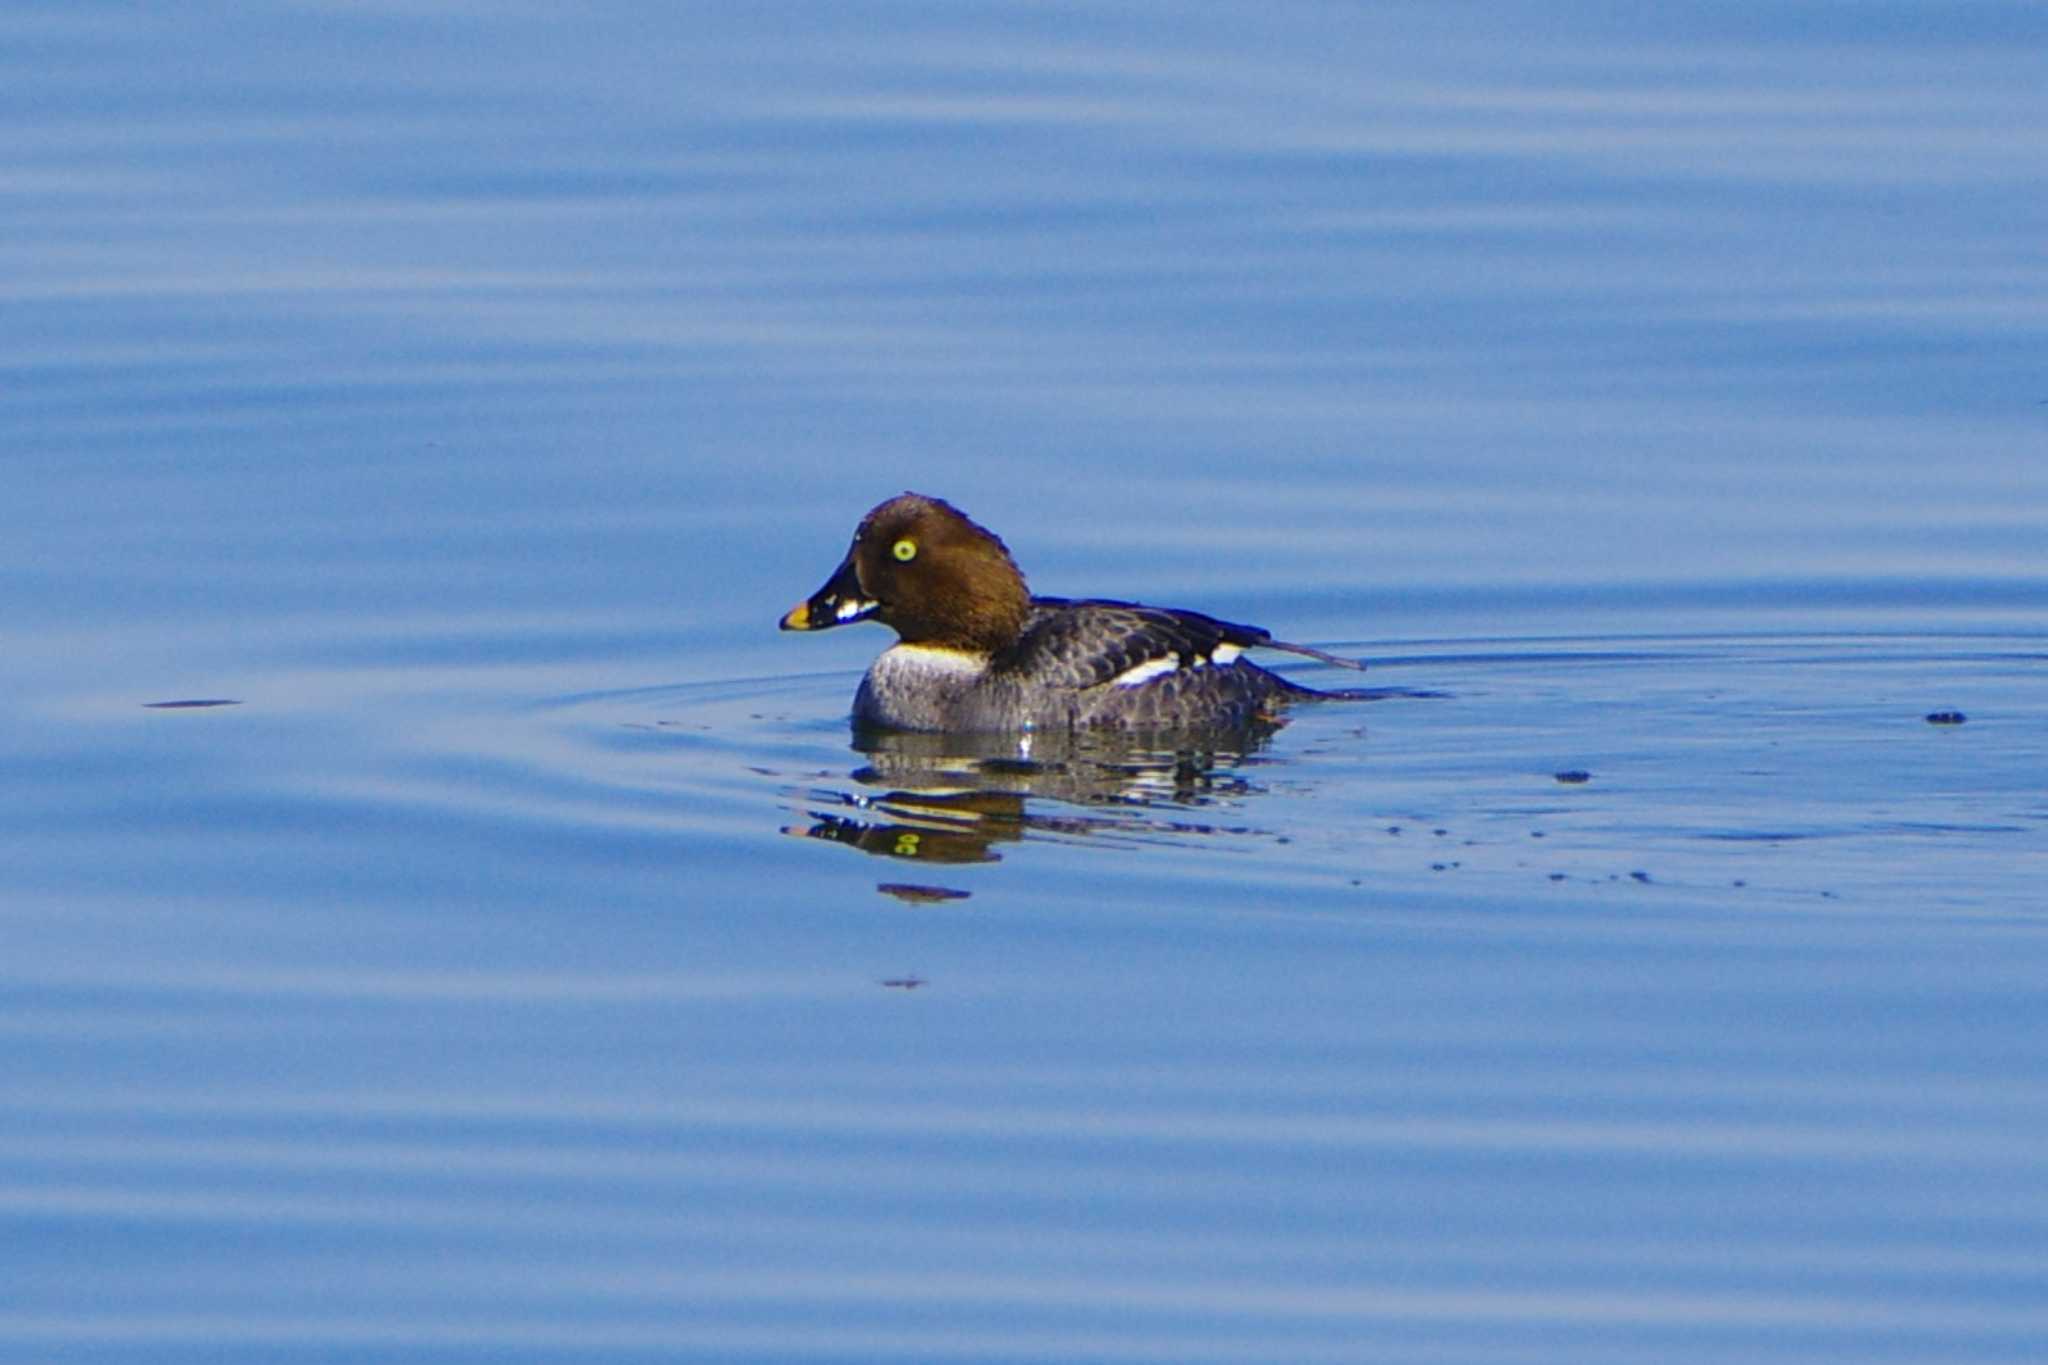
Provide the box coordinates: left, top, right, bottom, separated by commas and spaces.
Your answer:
1925, 710, 1967, 725
1554, 769, 1591, 784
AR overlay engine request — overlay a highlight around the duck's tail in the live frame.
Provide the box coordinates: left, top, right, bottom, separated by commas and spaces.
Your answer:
1264, 640, 1450, 702
1264, 638, 1369, 672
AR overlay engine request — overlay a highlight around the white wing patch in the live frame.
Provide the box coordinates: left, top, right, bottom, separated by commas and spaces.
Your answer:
1109, 654, 1181, 688
1109, 643, 1247, 688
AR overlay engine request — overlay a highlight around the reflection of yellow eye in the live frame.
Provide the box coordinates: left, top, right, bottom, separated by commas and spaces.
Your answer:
891, 538, 918, 562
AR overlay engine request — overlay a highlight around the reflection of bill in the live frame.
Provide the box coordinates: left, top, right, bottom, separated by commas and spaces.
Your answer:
783, 720, 1289, 865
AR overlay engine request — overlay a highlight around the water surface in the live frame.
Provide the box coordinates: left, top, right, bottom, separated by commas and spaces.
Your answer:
4, 3, 2046, 1361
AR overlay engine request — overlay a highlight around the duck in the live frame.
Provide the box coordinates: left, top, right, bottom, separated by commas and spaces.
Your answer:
780, 493, 1368, 732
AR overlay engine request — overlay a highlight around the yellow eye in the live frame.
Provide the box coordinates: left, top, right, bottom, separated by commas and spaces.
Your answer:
891, 538, 918, 562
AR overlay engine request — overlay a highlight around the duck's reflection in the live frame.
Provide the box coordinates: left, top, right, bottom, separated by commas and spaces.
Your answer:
787, 720, 1294, 863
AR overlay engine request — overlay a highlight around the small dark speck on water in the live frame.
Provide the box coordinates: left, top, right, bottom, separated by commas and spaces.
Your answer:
1925, 710, 1967, 725
1555, 770, 1592, 784
1630, 870, 1654, 884
143, 699, 242, 709
879, 976, 927, 990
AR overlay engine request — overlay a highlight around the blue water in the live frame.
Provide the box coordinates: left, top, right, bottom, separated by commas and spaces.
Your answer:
5, 4, 2046, 1361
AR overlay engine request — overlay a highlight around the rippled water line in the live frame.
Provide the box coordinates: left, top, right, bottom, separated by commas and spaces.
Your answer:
34, 1234, 2048, 1297
2, 965, 830, 1003
3, 1100, 2036, 1169
3, 1277, 2046, 1348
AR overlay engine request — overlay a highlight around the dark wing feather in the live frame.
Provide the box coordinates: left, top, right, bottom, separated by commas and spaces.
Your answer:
1001, 597, 1281, 691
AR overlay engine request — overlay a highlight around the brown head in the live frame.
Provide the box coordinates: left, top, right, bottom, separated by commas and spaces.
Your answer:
779, 493, 1032, 655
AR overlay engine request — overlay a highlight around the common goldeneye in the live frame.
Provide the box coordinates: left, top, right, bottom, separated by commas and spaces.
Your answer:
780, 493, 1368, 732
